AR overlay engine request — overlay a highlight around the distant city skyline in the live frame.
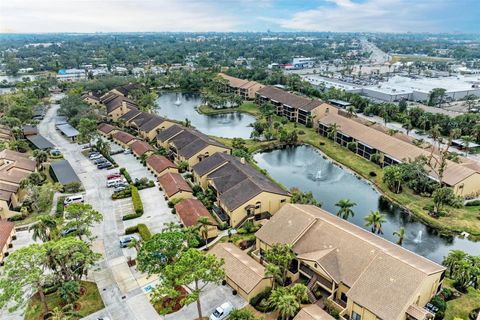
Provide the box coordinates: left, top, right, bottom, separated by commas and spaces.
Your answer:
1, 0, 479, 34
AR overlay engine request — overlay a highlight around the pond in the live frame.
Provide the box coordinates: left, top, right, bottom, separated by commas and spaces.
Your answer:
154, 92, 255, 139
0, 74, 38, 83
253, 144, 479, 263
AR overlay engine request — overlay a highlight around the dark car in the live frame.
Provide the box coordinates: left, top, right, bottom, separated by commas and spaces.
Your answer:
97, 162, 113, 169
94, 158, 107, 165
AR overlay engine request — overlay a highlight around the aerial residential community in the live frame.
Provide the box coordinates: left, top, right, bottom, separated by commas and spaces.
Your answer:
1, 2, 480, 320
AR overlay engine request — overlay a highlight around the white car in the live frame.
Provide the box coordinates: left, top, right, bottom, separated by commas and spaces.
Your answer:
209, 302, 233, 320
89, 154, 102, 160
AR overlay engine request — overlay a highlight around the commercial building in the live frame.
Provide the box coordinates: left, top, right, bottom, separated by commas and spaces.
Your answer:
255, 204, 445, 320
218, 73, 265, 100
192, 152, 290, 227
209, 243, 271, 301
317, 112, 480, 197
156, 125, 230, 168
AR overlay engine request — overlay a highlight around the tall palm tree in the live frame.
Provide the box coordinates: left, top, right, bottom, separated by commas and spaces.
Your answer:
265, 264, 282, 290
443, 250, 468, 277
29, 215, 58, 242
327, 123, 340, 140
197, 217, 213, 249
335, 199, 356, 220
346, 106, 356, 118
393, 227, 406, 246
364, 211, 387, 234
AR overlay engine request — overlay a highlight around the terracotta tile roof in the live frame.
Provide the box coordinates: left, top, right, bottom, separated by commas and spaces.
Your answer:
0, 182, 18, 201
130, 140, 154, 156
113, 131, 137, 144
158, 172, 192, 198
0, 221, 14, 250
256, 204, 445, 320
146, 155, 176, 174
97, 123, 117, 134
406, 304, 433, 320
175, 198, 216, 227
319, 113, 478, 186
209, 243, 267, 294
293, 305, 335, 320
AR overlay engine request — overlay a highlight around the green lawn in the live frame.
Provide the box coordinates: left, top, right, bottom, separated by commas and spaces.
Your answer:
25, 281, 104, 320
198, 102, 261, 117
444, 279, 480, 320
208, 103, 480, 237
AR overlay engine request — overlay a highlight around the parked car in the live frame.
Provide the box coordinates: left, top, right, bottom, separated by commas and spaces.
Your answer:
50, 149, 61, 156
107, 173, 122, 180
123, 149, 132, 154
119, 235, 140, 248
114, 186, 126, 193
64, 194, 85, 206
60, 227, 84, 237
89, 153, 101, 160
209, 302, 233, 320
94, 158, 107, 165
107, 179, 122, 187
97, 162, 113, 169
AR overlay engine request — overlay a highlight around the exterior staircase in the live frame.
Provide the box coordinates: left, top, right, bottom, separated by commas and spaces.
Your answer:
306, 274, 319, 303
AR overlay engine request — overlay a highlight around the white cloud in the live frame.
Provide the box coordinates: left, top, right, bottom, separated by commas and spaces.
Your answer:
0, 0, 240, 33
267, 0, 449, 33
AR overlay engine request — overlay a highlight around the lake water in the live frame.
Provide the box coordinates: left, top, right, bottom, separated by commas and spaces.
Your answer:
253, 145, 479, 263
154, 92, 255, 139
0, 74, 38, 83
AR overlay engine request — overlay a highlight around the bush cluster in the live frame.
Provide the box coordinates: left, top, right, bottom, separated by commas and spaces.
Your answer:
120, 168, 133, 184
124, 223, 152, 240
131, 185, 143, 215
250, 288, 274, 313
56, 196, 66, 217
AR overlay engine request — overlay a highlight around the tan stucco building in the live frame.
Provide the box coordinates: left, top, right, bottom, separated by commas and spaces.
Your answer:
255, 204, 445, 320
209, 243, 271, 301
192, 152, 290, 227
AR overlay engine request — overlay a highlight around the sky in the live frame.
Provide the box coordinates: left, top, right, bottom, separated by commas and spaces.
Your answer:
1, 0, 479, 34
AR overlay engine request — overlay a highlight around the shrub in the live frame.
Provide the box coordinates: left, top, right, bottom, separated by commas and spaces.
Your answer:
232, 290, 237, 295
63, 181, 82, 193
7, 213, 26, 221
324, 299, 340, 318
167, 197, 183, 208
466, 200, 480, 206
59, 281, 80, 305
250, 288, 271, 307
56, 196, 66, 217
122, 212, 142, 221
441, 287, 453, 301
138, 223, 152, 241
192, 184, 203, 196
369, 171, 377, 177
430, 296, 446, 320
131, 185, 143, 215
125, 225, 139, 234
120, 168, 133, 184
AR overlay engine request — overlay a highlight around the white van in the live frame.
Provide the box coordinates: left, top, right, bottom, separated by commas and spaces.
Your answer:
209, 302, 233, 320
106, 178, 122, 188
64, 194, 85, 206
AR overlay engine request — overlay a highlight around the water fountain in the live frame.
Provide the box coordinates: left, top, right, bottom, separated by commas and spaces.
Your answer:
174, 93, 182, 106
315, 170, 322, 180
413, 230, 423, 244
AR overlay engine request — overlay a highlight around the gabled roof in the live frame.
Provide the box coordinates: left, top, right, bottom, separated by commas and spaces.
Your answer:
203, 153, 289, 211
97, 123, 117, 134
129, 112, 155, 128
218, 73, 264, 90
113, 131, 137, 144
120, 109, 142, 122
175, 198, 216, 227
130, 140, 154, 156
256, 204, 445, 320
22, 124, 38, 136
0, 150, 36, 172
192, 152, 230, 177
104, 94, 138, 114
158, 172, 192, 197
319, 113, 478, 186
146, 155, 176, 174
139, 115, 167, 133
257, 85, 322, 111
0, 221, 15, 250
114, 83, 141, 96
210, 243, 267, 294
170, 128, 228, 159
156, 124, 184, 142
293, 304, 335, 320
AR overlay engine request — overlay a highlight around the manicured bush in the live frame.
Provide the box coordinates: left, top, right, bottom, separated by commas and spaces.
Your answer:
430, 295, 446, 320
111, 188, 132, 200
120, 168, 132, 184
138, 223, 152, 241
167, 197, 183, 208
122, 212, 141, 220
131, 185, 143, 215
125, 225, 139, 234
192, 184, 202, 196
56, 196, 66, 217
7, 213, 26, 221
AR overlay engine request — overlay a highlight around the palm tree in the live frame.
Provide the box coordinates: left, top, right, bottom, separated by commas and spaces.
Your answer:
346, 106, 356, 118
184, 118, 191, 128
393, 227, 406, 246
33, 149, 48, 170
402, 120, 413, 136
49, 305, 80, 320
443, 250, 468, 277
335, 199, 356, 220
197, 217, 213, 249
29, 215, 58, 242
268, 287, 301, 320
364, 211, 387, 234
461, 135, 473, 155
265, 263, 282, 290
327, 123, 340, 140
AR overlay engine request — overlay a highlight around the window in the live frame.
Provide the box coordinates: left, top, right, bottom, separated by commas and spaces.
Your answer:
351, 312, 361, 320
255, 201, 261, 209
281, 199, 286, 203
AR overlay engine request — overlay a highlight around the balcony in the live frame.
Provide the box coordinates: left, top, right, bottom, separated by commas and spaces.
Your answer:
212, 205, 229, 223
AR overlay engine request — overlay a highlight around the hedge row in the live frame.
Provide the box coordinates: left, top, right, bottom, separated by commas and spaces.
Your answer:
56, 196, 66, 217
120, 168, 133, 184
124, 223, 151, 240
131, 185, 143, 215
